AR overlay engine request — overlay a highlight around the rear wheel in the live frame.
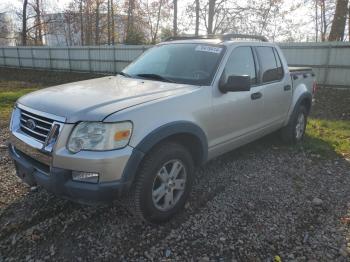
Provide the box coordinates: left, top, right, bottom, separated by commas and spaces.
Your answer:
281, 105, 308, 144
126, 142, 194, 223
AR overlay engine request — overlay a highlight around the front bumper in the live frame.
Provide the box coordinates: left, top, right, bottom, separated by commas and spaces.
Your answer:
8, 142, 134, 204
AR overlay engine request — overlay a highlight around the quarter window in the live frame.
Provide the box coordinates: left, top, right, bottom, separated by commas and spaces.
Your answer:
256, 47, 284, 83
221, 47, 257, 85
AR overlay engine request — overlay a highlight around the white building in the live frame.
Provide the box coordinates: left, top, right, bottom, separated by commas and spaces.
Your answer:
0, 12, 16, 46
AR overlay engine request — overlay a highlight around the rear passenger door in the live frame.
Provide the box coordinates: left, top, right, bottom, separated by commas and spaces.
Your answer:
255, 46, 292, 127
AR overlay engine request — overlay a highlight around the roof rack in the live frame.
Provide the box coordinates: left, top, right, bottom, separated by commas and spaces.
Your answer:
164, 33, 268, 42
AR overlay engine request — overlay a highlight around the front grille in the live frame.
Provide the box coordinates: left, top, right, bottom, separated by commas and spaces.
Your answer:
20, 109, 54, 143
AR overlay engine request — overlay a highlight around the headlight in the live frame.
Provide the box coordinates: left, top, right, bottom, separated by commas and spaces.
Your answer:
67, 121, 132, 153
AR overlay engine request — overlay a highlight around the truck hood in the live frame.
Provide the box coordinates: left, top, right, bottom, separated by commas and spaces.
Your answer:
18, 75, 198, 123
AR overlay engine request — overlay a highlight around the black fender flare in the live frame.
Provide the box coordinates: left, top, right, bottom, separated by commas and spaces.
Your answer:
120, 121, 208, 186
288, 92, 312, 123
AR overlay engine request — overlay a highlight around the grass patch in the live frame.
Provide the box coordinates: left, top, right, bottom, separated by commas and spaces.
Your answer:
303, 118, 350, 158
0, 81, 40, 121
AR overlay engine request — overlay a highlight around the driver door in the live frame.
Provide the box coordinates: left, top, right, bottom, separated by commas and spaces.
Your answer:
210, 46, 265, 156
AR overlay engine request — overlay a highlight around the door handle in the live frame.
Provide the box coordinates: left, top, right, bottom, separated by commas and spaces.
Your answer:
284, 85, 291, 91
251, 92, 262, 100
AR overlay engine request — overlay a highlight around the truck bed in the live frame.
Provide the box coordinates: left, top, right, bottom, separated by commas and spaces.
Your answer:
289, 67, 313, 75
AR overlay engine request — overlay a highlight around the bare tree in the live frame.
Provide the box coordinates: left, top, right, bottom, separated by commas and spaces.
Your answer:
111, 0, 115, 44
142, 0, 171, 43
79, 0, 84, 44
20, 0, 48, 45
32, 0, 43, 45
95, 0, 102, 44
173, 0, 177, 36
315, 0, 319, 41
22, 0, 28, 45
126, 0, 135, 42
207, 0, 215, 34
320, 0, 327, 41
107, 0, 111, 44
153, 0, 163, 43
195, 0, 199, 35
329, 0, 349, 41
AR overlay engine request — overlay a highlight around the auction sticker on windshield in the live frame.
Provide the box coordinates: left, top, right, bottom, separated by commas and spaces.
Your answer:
195, 45, 223, 54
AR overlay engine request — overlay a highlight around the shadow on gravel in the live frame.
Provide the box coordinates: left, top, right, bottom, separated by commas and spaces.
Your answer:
1, 132, 350, 261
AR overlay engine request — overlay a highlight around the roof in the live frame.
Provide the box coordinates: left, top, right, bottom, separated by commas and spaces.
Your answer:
159, 34, 271, 47
164, 34, 268, 42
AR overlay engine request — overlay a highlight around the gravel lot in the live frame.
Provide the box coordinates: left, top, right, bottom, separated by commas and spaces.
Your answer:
0, 69, 349, 261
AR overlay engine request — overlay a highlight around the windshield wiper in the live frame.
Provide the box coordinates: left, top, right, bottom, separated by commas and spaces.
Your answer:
136, 73, 175, 83
118, 71, 132, 78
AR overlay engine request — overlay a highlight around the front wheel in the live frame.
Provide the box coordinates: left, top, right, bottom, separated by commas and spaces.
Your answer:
281, 105, 308, 144
126, 142, 194, 224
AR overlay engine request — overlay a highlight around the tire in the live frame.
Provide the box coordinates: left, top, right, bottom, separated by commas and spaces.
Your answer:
281, 105, 308, 144
125, 141, 194, 224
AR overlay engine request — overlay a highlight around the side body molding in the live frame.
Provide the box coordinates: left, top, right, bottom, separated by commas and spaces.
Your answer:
120, 121, 208, 187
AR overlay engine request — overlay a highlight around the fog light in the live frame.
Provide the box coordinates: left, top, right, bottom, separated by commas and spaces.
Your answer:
72, 171, 99, 183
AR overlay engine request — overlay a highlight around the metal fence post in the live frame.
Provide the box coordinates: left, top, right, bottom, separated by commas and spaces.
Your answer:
30, 47, 35, 68
88, 47, 92, 72
48, 47, 53, 70
113, 46, 116, 73
67, 47, 72, 71
323, 44, 332, 86
16, 47, 21, 68
1, 47, 5, 66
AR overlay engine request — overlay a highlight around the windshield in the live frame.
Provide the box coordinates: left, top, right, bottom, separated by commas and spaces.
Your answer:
122, 43, 226, 85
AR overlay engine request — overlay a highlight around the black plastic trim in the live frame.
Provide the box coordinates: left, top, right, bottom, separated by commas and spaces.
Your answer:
120, 121, 208, 186
8, 145, 129, 204
135, 121, 208, 161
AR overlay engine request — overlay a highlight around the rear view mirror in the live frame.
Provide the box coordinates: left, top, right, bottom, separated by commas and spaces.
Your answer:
219, 75, 251, 93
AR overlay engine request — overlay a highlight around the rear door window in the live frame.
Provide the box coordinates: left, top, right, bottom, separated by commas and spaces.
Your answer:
256, 47, 283, 83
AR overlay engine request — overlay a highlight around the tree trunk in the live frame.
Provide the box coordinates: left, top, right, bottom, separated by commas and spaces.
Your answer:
195, 0, 199, 36
207, 0, 215, 34
152, 0, 163, 44
35, 0, 42, 45
126, 0, 135, 42
79, 0, 84, 45
22, 0, 28, 45
315, 0, 318, 42
320, 0, 326, 41
107, 0, 111, 44
67, 15, 72, 46
86, 10, 90, 45
328, 0, 349, 41
95, 0, 100, 45
111, 0, 115, 44
86, 2, 93, 45
173, 0, 177, 36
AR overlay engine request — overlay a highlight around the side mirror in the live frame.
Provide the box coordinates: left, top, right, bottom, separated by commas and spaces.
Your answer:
219, 75, 251, 93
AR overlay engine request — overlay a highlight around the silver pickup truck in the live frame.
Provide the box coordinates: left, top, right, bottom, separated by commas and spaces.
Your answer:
8, 34, 316, 223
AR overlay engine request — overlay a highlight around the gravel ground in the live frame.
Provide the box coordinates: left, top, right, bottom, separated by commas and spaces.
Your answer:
0, 71, 349, 261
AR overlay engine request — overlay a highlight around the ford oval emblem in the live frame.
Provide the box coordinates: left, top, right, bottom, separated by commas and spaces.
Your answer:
26, 119, 37, 130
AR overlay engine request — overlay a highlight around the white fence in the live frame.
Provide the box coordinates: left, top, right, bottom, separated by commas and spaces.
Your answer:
0, 45, 150, 74
1, 42, 350, 88
279, 42, 350, 88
